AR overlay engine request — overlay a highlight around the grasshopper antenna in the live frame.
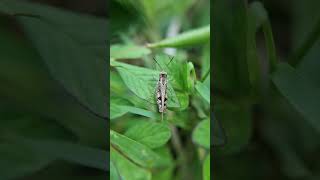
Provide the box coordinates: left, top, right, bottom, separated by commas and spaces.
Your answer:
164, 56, 174, 69
153, 57, 163, 70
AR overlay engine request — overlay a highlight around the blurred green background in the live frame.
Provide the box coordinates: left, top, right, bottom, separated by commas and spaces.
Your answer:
213, 0, 320, 180
0, 0, 107, 179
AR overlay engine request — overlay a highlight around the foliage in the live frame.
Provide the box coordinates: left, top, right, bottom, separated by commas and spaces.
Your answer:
213, 0, 320, 179
0, 0, 107, 179
110, 0, 210, 179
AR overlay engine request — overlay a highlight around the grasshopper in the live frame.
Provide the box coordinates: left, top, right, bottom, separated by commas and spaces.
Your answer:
153, 56, 174, 121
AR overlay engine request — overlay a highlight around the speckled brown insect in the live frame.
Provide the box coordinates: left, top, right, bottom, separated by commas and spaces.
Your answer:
153, 57, 173, 121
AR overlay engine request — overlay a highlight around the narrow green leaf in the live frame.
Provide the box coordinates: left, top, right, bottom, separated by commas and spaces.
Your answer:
110, 130, 163, 168
203, 155, 210, 180
111, 44, 151, 59
111, 147, 151, 180
192, 119, 210, 149
125, 121, 171, 148
272, 63, 320, 134
147, 25, 210, 48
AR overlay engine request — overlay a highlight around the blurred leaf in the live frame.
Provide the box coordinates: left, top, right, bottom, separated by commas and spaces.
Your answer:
176, 92, 189, 110
214, 99, 252, 154
111, 44, 151, 59
110, 130, 163, 168
0, 142, 53, 180
112, 60, 180, 109
272, 63, 320, 134
15, 16, 108, 118
212, 115, 226, 146
212, 0, 251, 96
111, 147, 151, 180
148, 25, 210, 48
192, 119, 210, 149
18, 138, 109, 171
201, 43, 210, 79
203, 155, 210, 180
0, 0, 107, 46
125, 121, 171, 148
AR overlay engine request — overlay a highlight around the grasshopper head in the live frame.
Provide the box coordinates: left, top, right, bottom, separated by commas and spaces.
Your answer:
160, 71, 167, 78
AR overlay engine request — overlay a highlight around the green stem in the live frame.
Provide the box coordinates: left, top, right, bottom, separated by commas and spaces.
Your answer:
289, 17, 320, 67
263, 20, 277, 73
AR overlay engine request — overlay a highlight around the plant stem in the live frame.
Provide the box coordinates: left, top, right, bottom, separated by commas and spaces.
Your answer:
263, 20, 277, 73
170, 125, 191, 180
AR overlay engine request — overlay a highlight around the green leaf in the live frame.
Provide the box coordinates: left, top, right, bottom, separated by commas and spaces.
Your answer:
0, 0, 107, 46
125, 121, 171, 148
203, 155, 210, 180
110, 130, 163, 168
112, 61, 180, 109
18, 138, 109, 171
147, 25, 210, 48
214, 99, 252, 154
111, 147, 151, 180
272, 63, 320, 134
0, 142, 53, 180
111, 44, 151, 59
192, 119, 210, 149
195, 80, 210, 104
111, 97, 156, 119
16, 16, 108, 118
110, 161, 121, 180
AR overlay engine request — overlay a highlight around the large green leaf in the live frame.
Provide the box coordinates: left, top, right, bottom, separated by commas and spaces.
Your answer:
111, 147, 151, 180
0, 0, 108, 118
272, 63, 320, 133
111, 61, 180, 109
125, 121, 171, 148
110, 130, 164, 168
192, 119, 210, 149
